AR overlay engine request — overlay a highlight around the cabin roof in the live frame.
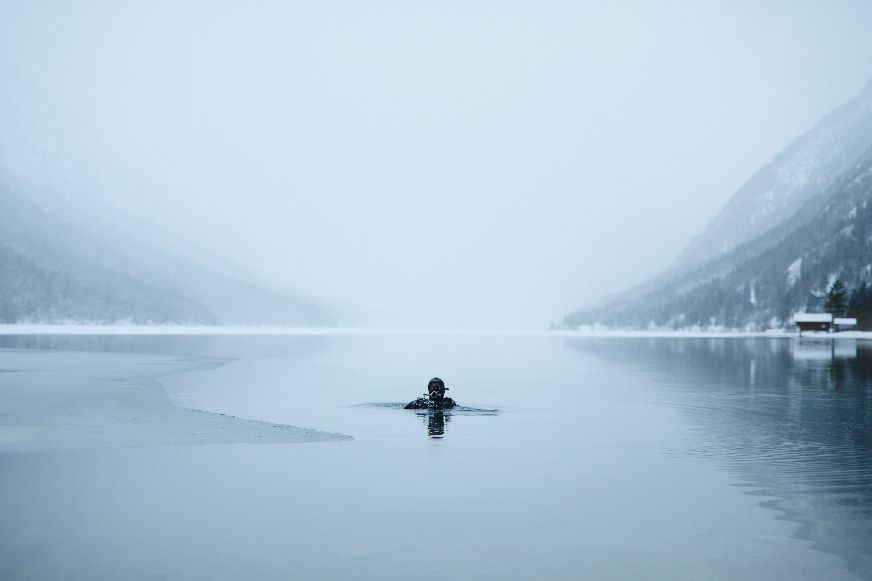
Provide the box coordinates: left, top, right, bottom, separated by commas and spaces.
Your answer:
834, 317, 858, 325
793, 313, 833, 323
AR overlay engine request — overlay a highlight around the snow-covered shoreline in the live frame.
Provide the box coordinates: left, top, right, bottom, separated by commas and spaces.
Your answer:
1, 323, 871, 339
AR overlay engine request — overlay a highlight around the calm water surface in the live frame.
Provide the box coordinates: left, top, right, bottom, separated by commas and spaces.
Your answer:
1, 334, 871, 580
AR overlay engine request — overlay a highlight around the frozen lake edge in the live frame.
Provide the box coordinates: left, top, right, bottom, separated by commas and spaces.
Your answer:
0, 348, 351, 453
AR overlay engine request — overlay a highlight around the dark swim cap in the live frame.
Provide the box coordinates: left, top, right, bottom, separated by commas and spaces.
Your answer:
428, 377, 447, 390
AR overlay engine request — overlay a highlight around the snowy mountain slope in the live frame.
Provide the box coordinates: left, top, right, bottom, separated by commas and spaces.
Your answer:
564, 148, 872, 330
0, 76, 334, 326
674, 80, 872, 270
565, 80, 872, 327
0, 184, 212, 323
0, 183, 335, 325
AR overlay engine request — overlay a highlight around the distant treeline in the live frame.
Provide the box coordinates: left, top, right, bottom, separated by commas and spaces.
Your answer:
0, 243, 212, 324
845, 281, 872, 329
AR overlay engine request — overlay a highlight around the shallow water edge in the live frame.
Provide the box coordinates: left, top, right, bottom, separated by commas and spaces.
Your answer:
0, 349, 350, 453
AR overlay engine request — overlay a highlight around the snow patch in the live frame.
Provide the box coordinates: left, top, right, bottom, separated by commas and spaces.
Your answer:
786, 258, 802, 287
852, 164, 872, 185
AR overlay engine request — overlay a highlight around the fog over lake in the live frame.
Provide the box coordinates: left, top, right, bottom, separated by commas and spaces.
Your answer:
2, 1, 872, 326
4, 3, 872, 580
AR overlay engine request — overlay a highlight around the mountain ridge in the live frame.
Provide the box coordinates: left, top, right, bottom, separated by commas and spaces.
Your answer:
564, 147, 872, 330
564, 80, 872, 330
0, 182, 335, 325
675, 79, 872, 270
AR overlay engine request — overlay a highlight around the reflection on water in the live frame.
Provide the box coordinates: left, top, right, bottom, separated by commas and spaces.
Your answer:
358, 403, 498, 439
425, 410, 448, 438
0, 333, 212, 355
2, 333, 870, 579
567, 337, 872, 579
0, 332, 329, 360
414, 407, 500, 439
794, 338, 858, 361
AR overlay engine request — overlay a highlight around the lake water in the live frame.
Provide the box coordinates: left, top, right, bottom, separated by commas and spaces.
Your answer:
1, 333, 871, 580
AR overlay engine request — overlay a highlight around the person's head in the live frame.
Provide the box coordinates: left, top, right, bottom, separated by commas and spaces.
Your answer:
427, 377, 446, 396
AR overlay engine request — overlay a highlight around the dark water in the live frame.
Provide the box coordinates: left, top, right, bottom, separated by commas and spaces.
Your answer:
1, 334, 870, 580
566, 337, 872, 578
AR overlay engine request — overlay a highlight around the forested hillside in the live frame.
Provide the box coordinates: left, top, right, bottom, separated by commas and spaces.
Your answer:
564, 81, 872, 331
0, 183, 334, 325
565, 146, 872, 330
676, 80, 872, 269
0, 185, 212, 323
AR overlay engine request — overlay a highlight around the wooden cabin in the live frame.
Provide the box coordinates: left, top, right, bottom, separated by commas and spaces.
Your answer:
793, 313, 832, 335
834, 317, 858, 332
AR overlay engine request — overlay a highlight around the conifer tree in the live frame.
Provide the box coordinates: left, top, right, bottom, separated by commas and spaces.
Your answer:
848, 282, 872, 329
825, 279, 848, 316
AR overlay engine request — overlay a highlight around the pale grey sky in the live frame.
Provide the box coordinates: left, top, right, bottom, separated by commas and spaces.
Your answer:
2, 1, 872, 327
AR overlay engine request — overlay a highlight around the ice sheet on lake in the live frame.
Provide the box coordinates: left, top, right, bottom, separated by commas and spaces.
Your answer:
0, 349, 350, 453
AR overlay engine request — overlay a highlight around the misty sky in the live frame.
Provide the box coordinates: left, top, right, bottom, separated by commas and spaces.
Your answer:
2, 1, 872, 327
